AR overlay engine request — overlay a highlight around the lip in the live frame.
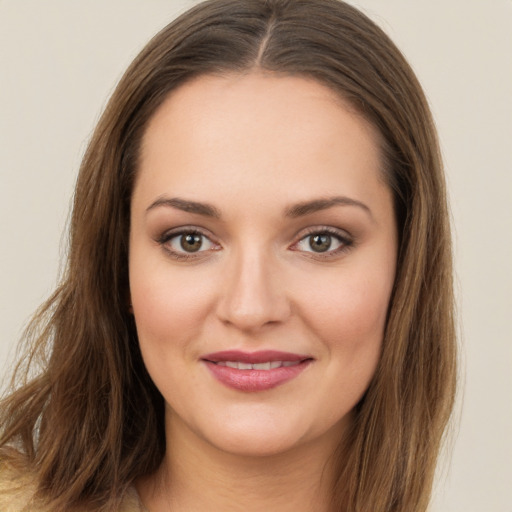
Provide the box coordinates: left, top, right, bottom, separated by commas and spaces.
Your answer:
202, 350, 313, 392
202, 350, 310, 364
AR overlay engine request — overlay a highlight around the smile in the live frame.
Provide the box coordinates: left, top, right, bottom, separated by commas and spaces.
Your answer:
202, 350, 313, 392
214, 361, 301, 370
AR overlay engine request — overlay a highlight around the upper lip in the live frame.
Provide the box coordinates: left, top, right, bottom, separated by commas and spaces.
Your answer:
202, 350, 312, 364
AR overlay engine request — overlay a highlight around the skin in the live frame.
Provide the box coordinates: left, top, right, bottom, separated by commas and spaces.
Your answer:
129, 73, 398, 512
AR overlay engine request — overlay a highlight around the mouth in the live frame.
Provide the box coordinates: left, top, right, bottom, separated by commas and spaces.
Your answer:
213, 360, 302, 370
201, 350, 313, 392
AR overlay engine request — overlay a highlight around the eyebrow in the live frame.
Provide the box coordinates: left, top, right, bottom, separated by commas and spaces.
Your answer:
285, 196, 373, 220
145, 195, 373, 221
146, 197, 221, 218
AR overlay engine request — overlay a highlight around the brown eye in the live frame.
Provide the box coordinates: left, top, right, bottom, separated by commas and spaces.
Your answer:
163, 230, 216, 256
309, 234, 332, 252
293, 229, 350, 256
180, 233, 203, 252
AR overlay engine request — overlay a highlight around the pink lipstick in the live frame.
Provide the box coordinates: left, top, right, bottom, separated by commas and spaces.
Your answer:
201, 350, 313, 392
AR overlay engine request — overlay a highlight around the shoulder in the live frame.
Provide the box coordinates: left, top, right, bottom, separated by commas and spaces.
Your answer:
0, 456, 142, 512
0, 458, 40, 512
120, 486, 145, 512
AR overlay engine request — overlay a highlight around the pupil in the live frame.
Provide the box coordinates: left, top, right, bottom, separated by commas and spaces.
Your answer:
310, 234, 331, 252
181, 233, 202, 252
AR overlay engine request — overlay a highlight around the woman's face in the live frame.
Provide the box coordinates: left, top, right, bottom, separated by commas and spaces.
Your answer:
129, 73, 397, 458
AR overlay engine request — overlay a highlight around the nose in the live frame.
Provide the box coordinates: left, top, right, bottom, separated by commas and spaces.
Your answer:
215, 247, 291, 332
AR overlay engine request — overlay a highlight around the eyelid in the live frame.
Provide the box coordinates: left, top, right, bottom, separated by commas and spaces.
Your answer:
290, 226, 354, 257
155, 224, 353, 260
157, 226, 221, 259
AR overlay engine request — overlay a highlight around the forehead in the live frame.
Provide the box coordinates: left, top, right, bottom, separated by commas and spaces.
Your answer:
135, 72, 387, 215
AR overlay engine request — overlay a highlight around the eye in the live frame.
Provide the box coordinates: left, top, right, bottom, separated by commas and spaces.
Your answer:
293, 229, 352, 256
174, 232, 206, 253
159, 229, 218, 257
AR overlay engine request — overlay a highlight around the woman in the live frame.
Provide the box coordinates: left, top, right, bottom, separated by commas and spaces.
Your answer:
0, 0, 456, 510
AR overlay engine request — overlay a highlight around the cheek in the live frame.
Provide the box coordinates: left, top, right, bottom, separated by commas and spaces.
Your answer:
293, 260, 394, 401
299, 270, 391, 345
129, 257, 215, 351
129, 262, 218, 409
277, 269, 391, 434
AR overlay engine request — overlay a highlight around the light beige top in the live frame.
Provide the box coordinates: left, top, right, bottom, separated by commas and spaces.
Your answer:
0, 463, 145, 512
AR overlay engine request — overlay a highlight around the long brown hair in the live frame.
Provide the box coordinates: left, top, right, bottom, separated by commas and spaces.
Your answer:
0, 1, 456, 510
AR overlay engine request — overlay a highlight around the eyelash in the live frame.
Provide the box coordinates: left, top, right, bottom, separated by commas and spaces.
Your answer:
156, 226, 354, 261
290, 226, 354, 259
157, 227, 220, 260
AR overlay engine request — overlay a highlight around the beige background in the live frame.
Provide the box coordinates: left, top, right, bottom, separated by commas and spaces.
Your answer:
1, 1, 511, 510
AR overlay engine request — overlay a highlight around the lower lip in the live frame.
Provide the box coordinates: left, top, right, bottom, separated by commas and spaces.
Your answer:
203, 360, 312, 392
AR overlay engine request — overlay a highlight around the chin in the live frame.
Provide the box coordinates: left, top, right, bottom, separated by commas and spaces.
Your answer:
190, 411, 348, 460
208, 429, 309, 458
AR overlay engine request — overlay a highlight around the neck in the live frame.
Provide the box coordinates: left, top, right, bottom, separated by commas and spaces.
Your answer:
137, 413, 345, 512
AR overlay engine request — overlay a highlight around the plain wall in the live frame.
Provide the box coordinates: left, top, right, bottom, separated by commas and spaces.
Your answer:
1, 1, 511, 510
